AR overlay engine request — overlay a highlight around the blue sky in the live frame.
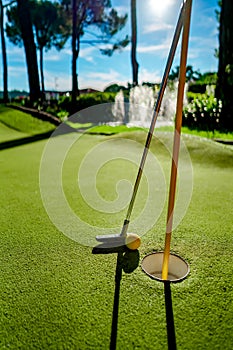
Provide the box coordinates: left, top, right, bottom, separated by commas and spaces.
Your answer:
0, 0, 219, 92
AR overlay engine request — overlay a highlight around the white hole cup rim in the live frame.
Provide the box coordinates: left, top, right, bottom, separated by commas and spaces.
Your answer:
141, 251, 190, 283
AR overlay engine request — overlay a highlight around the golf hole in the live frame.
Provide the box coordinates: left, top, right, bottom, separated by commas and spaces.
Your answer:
141, 252, 190, 283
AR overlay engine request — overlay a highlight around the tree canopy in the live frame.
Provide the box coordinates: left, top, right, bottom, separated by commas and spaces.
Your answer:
3, 0, 128, 103
62, 0, 129, 102
169, 65, 201, 82
6, 0, 70, 93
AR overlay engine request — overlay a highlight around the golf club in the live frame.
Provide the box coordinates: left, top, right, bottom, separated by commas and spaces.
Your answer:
96, 1, 186, 246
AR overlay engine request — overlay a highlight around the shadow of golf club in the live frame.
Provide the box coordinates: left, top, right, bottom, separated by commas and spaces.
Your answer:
92, 246, 139, 350
111, 249, 140, 350
164, 282, 177, 350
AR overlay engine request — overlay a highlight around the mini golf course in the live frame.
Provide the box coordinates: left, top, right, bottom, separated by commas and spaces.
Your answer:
0, 107, 233, 349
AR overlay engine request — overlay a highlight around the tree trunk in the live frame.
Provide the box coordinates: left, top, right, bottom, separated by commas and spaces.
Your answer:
215, 0, 233, 131
71, 0, 78, 105
131, 0, 139, 86
39, 47, 45, 94
0, 0, 8, 103
17, 0, 40, 103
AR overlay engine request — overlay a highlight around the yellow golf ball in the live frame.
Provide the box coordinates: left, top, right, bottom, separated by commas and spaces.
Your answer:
125, 233, 141, 250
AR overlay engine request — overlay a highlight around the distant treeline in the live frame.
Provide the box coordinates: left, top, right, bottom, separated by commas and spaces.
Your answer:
0, 90, 29, 99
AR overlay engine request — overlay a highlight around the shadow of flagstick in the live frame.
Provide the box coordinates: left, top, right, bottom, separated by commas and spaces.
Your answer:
164, 282, 177, 350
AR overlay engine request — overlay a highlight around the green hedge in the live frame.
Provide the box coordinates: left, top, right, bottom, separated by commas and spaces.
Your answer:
58, 92, 117, 115
76, 92, 116, 110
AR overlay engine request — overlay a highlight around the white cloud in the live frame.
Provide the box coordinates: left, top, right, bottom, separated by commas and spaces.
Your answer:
7, 46, 25, 63
143, 22, 173, 34
62, 48, 72, 56
190, 36, 217, 48
137, 43, 170, 53
79, 79, 105, 91
79, 47, 96, 62
187, 35, 218, 60
44, 54, 61, 62
123, 35, 173, 56
42, 68, 128, 92
8, 65, 26, 76
44, 70, 72, 91
85, 69, 120, 81
79, 69, 128, 91
7, 66, 28, 91
113, 5, 128, 15
139, 68, 162, 84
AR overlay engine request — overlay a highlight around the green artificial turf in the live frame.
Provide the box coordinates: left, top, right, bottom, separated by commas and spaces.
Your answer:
0, 124, 233, 349
157, 125, 233, 141
86, 124, 144, 135
65, 121, 144, 135
0, 120, 29, 142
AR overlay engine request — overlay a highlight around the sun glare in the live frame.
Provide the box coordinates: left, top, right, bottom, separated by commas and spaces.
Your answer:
149, 0, 175, 17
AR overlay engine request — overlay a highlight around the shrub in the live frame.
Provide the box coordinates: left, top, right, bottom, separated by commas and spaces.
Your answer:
188, 83, 207, 94
104, 84, 126, 93
188, 72, 217, 94
186, 92, 204, 102
58, 95, 72, 111
57, 92, 117, 117
196, 72, 217, 85
76, 92, 116, 111
12, 96, 29, 106
75, 92, 118, 123
57, 110, 69, 121
183, 94, 222, 131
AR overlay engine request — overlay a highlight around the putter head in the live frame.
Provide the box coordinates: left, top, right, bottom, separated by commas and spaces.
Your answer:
95, 220, 129, 245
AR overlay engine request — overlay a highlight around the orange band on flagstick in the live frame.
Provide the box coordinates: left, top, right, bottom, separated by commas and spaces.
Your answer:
161, 0, 193, 280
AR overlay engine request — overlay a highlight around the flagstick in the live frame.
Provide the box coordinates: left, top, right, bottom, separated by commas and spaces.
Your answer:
162, 0, 193, 280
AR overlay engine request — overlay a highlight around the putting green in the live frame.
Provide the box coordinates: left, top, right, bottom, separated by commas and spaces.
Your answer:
0, 126, 232, 349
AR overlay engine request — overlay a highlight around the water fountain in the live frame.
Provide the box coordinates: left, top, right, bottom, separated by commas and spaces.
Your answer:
111, 90, 125, 124
128, 85, 155, 127
112, 82, 188, 128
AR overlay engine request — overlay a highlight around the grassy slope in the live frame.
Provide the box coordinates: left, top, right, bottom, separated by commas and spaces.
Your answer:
0, 121, 29, 142
0, 128, 232, 349
0, 105, 55, 137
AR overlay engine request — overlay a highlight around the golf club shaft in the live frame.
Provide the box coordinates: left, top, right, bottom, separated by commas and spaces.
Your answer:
120, 2, 186, 237
162, 0, 193, 280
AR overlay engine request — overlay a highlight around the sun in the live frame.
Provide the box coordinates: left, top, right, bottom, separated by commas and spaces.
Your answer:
149, 0, 175, 17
